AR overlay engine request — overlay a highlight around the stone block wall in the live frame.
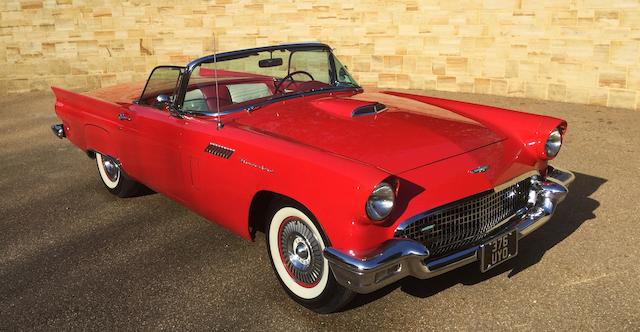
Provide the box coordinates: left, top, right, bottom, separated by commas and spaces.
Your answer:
2, 0, 640, 109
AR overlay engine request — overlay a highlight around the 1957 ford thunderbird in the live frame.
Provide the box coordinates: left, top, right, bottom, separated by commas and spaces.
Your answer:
51, 42, 574, 313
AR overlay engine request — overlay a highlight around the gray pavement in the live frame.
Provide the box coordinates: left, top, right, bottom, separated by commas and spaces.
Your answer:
1, 90, 639, 330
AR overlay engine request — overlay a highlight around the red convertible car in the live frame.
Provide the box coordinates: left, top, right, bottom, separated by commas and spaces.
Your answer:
51, 42, 574, 313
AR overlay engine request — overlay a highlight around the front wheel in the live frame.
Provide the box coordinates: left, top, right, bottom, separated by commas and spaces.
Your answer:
95, 152, 149, 198
266, 201, 354, 313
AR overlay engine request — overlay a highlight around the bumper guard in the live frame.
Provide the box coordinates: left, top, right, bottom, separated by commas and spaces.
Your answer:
51, 123, 65, 139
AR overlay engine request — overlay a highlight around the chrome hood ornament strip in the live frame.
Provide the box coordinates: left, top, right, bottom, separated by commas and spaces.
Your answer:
468, 165, 490, 174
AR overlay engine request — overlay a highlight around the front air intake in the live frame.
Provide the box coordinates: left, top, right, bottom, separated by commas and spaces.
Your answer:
205, 143, 235, 159
394, 177, 533, 258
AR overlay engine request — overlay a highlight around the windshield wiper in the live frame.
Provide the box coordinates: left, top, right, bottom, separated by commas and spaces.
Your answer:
310, 84, 360, 93
260, 85, 358, 103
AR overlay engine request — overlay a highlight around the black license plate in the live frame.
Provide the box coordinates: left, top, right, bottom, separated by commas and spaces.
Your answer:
480, 230, 518, 272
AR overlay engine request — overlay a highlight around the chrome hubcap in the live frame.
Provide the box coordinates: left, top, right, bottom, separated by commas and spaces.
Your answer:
291, 237, 311, 269
102, 156, 119, 182
279, 218, 323, 286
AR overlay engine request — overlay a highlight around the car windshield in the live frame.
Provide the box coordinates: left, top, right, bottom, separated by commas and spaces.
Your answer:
181, 46, 359, 114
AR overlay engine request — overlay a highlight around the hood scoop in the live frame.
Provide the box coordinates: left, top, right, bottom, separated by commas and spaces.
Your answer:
310, 97, 387, 118
352, 102, 387, 117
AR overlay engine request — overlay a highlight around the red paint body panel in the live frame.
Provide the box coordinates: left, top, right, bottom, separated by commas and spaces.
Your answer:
234, 92, 504, 174
52, 81, 567, 254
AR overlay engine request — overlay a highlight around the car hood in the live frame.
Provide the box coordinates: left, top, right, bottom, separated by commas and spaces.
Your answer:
234, 91, 506, 174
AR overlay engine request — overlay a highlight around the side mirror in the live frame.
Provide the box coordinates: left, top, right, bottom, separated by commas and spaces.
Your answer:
156, 94, 170, 104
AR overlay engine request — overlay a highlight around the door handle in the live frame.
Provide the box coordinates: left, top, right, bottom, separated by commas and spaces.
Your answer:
118, 113, 131, 121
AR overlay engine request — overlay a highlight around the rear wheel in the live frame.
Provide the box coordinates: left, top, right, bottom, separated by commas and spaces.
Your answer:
266, 200, 354, 313
95, 152, 149, 197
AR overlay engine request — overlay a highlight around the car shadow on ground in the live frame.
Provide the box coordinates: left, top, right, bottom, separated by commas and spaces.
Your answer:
343, 172, 606, 310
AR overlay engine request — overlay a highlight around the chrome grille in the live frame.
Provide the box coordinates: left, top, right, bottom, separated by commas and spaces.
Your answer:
395, 177, 532, 258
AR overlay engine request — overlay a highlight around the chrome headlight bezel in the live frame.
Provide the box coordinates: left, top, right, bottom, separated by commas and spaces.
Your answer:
365, 181, 396, 221
544, 127, 563, 158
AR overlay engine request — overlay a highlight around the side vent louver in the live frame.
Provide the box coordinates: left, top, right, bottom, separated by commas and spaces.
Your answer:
351, 103, 387, 117
205, 143, 234, 159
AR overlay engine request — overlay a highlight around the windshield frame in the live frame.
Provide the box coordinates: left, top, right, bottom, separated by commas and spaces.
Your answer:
173, 43, 361, 116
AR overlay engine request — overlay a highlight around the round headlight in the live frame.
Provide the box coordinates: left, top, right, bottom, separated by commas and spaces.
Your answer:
545, 127, 562, 158
365, 181, 395, 221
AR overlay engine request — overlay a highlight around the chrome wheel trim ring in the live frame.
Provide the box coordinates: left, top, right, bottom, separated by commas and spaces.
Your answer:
278, 217, 324, 287
101, 156, 120, 182
268, 207, 329, 299
96, 153, 120, 189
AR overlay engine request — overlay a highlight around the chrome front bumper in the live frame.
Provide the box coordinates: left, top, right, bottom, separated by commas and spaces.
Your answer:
324, 166, 575, 294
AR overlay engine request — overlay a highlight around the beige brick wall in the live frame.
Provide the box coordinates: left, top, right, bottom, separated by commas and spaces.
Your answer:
2, 0, 640, 109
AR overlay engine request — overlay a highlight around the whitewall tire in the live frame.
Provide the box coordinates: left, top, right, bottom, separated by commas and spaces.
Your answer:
96, 153, 120, 189
266, 200, 354, 313
268, 206, 329, 299
94, 152, 149, 198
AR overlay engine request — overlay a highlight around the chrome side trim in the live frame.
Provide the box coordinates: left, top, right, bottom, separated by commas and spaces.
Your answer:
324, 166, 574, 294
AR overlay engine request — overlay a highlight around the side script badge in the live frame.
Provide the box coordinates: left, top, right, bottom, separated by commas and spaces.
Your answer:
468, 165, 490, 174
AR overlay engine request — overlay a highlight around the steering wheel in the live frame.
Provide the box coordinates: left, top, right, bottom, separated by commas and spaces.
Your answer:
274, 71, 315, 93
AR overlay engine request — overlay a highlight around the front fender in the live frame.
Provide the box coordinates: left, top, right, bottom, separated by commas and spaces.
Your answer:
382, 91, 567, 162
185, 123, 393, 253
240, 135, 392, 252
